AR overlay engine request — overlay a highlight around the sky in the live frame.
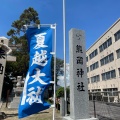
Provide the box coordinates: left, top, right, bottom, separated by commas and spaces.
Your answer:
0, 0, 120, 63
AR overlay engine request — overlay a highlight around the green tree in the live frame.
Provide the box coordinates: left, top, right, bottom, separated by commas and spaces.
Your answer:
6, 7, 64, 81
51, 57, 64, 84
6, 7, 40, 77
56, 87, 70, 98
4, 7, 64, 101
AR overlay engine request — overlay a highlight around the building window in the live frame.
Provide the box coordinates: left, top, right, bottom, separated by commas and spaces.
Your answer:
106, 71, 110, 80
118, 68, 120, 76
100, 53, 114, 66
109, 53, 114, 62
86, 56, 88, 62
103, 88, 118, 96
91, 75, 100, 83
104, 56, 109, 64
88, 78, 89, 83
103, 42, 107, 49
92, 89, 101, 92
89, 49, 98, 60
114, 30, 120, 41
87, 67, 89, 72
99, 37, 112, 52
101, 69, 116, 81
111, 70, 116, 78
90, 61, 99, 71
100, 59, 104, 66
108, 37, 112, 46
102, 73, 106, 80
116, 48, 120, 59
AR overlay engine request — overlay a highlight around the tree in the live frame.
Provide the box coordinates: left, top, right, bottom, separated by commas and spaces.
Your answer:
51, 57, 64, 84
56, 87, 70, 98
6, 7, 40, 77
6, 7, 64, 83
4, 7, 64, 102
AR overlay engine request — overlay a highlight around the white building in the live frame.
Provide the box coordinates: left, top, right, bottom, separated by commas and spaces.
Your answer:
86, 18, 120, 96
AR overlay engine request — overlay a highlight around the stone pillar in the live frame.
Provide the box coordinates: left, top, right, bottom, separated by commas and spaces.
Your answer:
63, 29, 98, 120
0, 38, 12, 101
0, 55, 6, 100
60, 97, 65, 116
8, 76, 23, 108
0, 37, 16, 110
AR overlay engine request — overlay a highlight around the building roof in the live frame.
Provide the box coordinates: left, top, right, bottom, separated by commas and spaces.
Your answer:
0, 36, 8, 39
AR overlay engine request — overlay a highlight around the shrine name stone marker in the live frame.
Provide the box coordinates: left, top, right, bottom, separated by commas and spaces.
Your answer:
0, 38, 10, 101
63, 29, 98, 120
0, 54, 6, 101
0, 37, 16, 101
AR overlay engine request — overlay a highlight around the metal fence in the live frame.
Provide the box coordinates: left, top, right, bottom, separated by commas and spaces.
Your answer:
89, 91, 120, 120
59, 91, 120, 119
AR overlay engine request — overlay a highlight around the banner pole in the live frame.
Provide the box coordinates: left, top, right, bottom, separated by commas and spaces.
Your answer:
23, 24, 56, 30
52, 24, 57, 120
63, 0, 67, 116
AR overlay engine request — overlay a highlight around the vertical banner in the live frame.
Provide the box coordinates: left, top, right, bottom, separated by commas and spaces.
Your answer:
18, 27, 53, 118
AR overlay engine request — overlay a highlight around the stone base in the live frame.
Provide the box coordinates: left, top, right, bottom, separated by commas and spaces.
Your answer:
8, 97, 20, 108
63, 116, 99, 120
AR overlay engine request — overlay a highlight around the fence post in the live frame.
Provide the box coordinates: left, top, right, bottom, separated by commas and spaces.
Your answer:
118, 92, 119, 102
107, 93, 110, 102
93, 100, 96, 118
92, 93, 93, 101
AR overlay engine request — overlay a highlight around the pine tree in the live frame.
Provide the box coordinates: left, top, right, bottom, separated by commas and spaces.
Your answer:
6, 7, 40, 77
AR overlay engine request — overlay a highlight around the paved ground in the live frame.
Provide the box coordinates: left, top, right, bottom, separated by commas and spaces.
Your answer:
1, 101, 120, 120
0, 102, 62, 120
89, 101, 120, 120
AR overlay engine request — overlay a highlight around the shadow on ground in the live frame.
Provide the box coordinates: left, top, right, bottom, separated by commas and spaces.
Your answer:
6, 113, 18, 118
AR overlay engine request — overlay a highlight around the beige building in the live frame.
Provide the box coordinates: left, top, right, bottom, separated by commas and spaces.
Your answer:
86, 18, 120, 95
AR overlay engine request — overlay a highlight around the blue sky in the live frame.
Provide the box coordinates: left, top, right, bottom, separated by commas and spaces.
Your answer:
0, 0, 120, 62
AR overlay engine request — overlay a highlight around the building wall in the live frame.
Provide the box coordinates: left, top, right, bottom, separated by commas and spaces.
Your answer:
86, 18, 120, 93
